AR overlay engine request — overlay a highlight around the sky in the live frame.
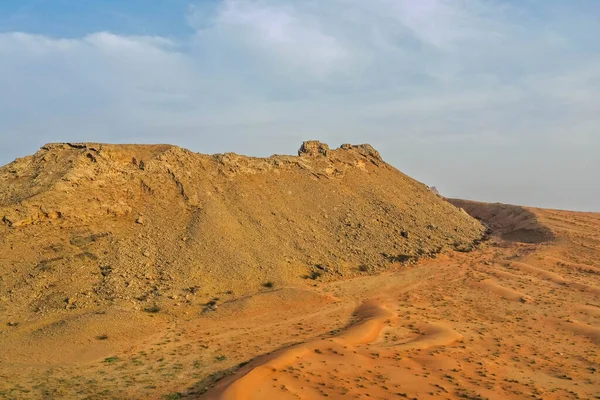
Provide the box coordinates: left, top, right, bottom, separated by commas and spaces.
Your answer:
0, 0, 599, 211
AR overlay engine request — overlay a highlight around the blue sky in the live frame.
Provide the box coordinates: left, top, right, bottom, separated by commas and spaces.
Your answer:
0, 0, 195, 37
0, 0, 599, 211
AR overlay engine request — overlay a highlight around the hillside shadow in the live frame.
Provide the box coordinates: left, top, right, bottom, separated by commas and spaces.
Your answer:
448, 199, 554, 244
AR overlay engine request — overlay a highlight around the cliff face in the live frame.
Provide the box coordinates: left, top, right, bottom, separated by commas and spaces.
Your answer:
0, 141, 484, 317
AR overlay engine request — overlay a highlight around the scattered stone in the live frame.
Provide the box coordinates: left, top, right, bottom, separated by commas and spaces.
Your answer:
100, 266, 113, 277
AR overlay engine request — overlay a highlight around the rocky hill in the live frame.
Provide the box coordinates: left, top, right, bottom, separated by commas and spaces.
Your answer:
0, 141, 485, 319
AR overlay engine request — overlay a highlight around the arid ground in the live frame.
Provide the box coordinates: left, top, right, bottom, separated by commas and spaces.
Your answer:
0, 143, 598, 399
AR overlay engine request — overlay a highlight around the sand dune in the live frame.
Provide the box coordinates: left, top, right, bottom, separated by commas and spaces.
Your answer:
203, 297, 466, 399
575, 304, 600, 317
476, 279, 533, 302
544, 256, 600, 275
506, 261, 568, 284
391, 322, 463, 350
507, 260, 600, 295
555, 319, 600, 344
207, 300, 396, 399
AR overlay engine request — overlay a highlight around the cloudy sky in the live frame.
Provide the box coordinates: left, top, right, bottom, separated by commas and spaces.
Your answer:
0, 0, 599, 211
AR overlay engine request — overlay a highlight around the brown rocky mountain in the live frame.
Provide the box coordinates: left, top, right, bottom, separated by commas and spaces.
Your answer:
0, 141, 484, 320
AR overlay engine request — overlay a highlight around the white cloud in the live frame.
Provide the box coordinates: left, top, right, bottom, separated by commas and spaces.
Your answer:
218, 0, 346, 70
0, 0, 599, 210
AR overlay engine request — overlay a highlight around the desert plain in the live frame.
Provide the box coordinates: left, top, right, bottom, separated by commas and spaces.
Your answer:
0, 142, 598, 399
